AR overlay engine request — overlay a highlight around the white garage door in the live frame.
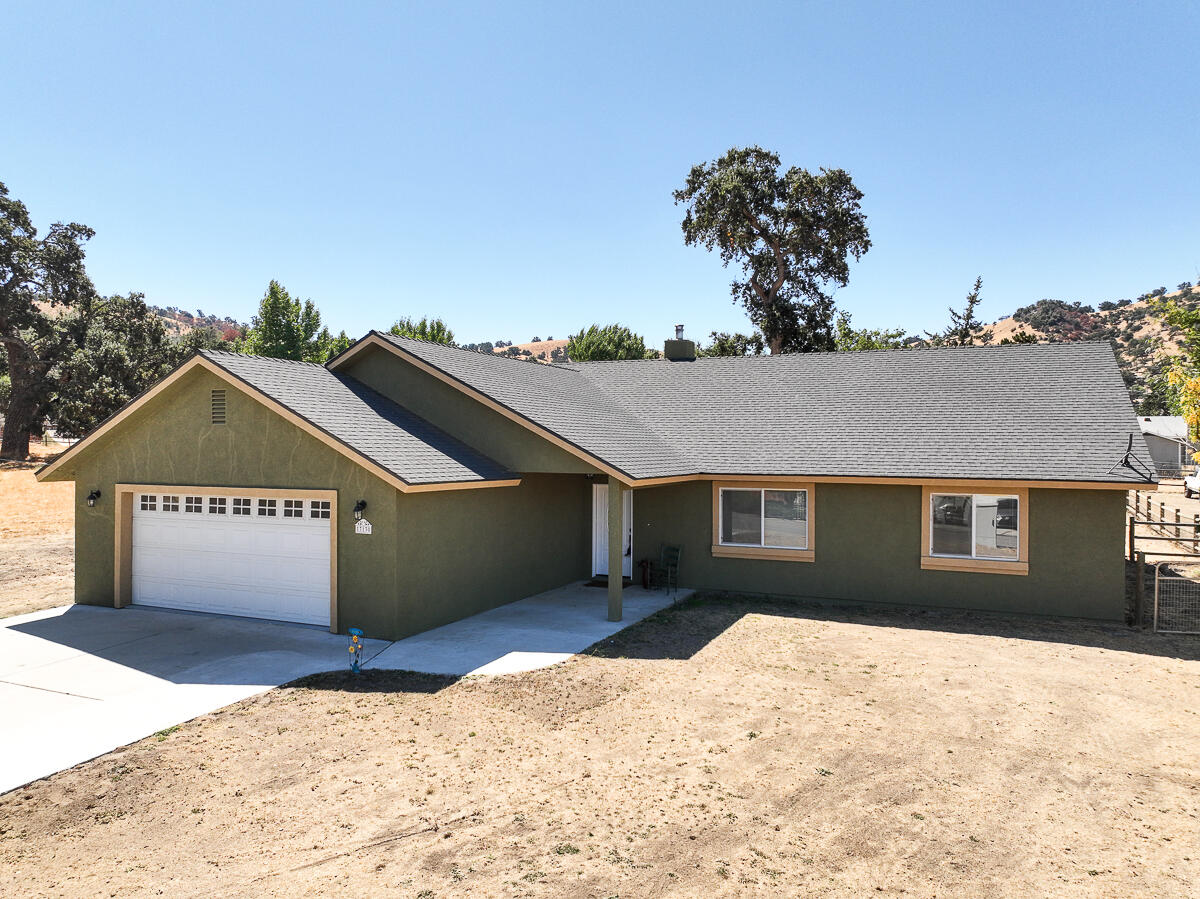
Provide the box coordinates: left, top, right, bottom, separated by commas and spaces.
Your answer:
132, 491, 331, 626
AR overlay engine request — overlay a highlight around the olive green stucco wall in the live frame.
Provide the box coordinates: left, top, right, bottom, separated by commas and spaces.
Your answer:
631, 481, 1127, 620
56, 366, 591, 640
342, 345, 599, 475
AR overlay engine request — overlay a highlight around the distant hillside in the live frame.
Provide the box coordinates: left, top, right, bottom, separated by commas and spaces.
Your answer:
459, 337, 569, 364
982, 285, 1195, 412
492, 338, 569, 363
150, 306, 244, 342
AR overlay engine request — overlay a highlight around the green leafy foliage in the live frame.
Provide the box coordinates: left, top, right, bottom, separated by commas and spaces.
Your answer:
1011, 298, 1101, 340
927, 277, 993, 346
0, 182, 183, 457
388, 316, 456, 346
674, 146, 870, 355
238, 281, 344, 362
999, 330, 1039, 345
1153, 287, 1200, 368
833, 311, 906, 352
49, 293, 183, 438
566, 324, 649, 361
700, 331, 766, 357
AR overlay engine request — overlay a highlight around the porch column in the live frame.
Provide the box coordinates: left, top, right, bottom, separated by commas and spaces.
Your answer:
608, 476, 624, 622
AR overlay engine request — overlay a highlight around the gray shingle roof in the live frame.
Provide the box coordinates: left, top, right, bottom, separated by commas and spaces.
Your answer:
202, 350, 514, 486
367, 337, 1151, 484
373, 333, 691, 478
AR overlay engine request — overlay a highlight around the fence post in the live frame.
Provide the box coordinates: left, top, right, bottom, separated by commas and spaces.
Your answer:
1176, 509, 1182, 542
1135, 551, 1146, 628
1193, 514, 1198, 553
1128, 515, 1136, 561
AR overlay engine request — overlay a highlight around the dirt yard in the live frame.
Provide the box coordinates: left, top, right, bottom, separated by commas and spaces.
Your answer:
0, 453, 75, 618
2, 597, 1196, 898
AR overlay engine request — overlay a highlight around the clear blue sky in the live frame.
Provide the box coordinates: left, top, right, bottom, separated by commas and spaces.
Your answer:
3, 1, 1197, 345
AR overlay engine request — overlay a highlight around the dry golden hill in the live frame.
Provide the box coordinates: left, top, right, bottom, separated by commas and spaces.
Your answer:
491, 338, 569, 363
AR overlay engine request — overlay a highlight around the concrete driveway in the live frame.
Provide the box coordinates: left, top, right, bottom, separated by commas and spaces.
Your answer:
0, 605, 390, 796
0, 583, 687, 795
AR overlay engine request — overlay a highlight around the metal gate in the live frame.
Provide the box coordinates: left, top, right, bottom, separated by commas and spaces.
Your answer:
1153, 562, 1200, 634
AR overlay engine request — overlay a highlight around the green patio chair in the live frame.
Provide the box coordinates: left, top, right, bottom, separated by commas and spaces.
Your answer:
651, 544, 681, 595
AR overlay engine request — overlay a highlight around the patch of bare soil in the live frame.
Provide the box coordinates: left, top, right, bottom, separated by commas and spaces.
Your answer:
0, 458, 74, 617
1, 598, 1197, 898
0, 534, 73, 618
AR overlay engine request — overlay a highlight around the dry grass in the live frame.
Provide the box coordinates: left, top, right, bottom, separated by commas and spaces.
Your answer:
492, 338, 569, 363
0, 455, 74, 540
2, 597, 1196, 897
0, 446, 75, 617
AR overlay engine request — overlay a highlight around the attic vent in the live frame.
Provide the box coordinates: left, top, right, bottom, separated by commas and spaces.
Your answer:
210, 389, 227, 425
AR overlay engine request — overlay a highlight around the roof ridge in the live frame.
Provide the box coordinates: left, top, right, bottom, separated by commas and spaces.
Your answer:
200, 348, 327, 368
571, 340, 1112, 367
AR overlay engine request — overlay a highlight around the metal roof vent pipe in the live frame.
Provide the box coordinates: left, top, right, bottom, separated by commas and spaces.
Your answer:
664, 324, 697, 361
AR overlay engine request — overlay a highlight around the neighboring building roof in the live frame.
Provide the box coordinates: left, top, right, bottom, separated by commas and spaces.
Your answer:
1137, 415, 1188, 442
357, 336, 1150, 485
202, 351, 516, 487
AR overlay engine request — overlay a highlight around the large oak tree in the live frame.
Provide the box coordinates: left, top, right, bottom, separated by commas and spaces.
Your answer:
0, 182, 190, 458
674, 147, 871, 354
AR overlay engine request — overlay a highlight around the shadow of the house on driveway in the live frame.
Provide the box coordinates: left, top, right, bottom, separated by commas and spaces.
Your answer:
583, 593, 1200, 664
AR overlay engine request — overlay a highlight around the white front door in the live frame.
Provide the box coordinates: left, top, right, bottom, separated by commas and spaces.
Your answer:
131, 490, 332, 626
592, 484, 633, 578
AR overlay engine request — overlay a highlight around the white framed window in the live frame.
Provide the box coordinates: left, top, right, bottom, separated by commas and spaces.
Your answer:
719, 487, 808, 550
283, 499, 304, 518
257, 498, 277, 517
929, 493, 1019, 561
184, 496, 203, 514
310, 500, 331, 519
139, 494, 157, 512
232, 497, 252, 516
208, 497, 227, 515
162, 495, 180, 513
921, 485, 1028, 575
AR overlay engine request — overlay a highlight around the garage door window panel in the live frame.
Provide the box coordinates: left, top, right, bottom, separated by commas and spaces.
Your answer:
258, 499, 277, 517
208, 497, 227, 515
232, 498, 251, 516
139, 495, 156, 512
162, 495, 179, 512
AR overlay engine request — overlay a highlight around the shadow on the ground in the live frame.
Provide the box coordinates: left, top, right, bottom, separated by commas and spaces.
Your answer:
286, 669, 459, 694
584, 593, 1200, 664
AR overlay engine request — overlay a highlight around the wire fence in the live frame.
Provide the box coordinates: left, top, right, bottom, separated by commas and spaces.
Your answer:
1154, 563, 1200, 634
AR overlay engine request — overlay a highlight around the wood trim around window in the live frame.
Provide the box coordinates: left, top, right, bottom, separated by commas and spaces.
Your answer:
710, 481, 816, 562
113, 484, 340, 633
920, 484, 1029, 575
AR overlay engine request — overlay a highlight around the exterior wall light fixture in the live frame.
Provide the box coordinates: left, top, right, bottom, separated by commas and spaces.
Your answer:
86, 489, 101, 507
353, 499, 367, 521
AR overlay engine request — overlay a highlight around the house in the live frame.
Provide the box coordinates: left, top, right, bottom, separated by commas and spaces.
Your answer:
1136, 415, 1193, 476
36, 335, 1153, 638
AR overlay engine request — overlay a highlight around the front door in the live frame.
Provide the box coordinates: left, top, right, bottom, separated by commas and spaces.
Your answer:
592, 484, 633, 578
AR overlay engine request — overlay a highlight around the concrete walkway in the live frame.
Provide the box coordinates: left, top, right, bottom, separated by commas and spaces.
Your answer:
0, 582, 687, 794
370, 582, 689, 675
